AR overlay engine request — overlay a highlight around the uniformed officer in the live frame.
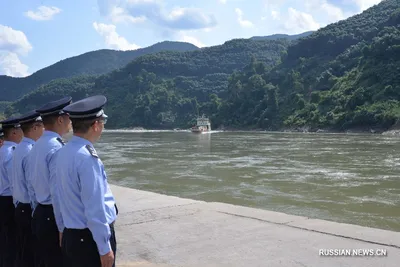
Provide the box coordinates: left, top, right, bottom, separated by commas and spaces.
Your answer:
0, 128, 4, 147
0, 116, 23, 267
56, 95, 117, 267
12, 110, 44, 267
29, 96, 72, 267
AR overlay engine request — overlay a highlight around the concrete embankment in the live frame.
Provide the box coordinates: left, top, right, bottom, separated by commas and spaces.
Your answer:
111, 185, 400, 267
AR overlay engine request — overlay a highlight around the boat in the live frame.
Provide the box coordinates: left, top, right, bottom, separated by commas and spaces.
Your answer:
191, 115, 211, 133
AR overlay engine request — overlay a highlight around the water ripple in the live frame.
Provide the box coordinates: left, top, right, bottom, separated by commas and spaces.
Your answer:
96, 131, 400, 232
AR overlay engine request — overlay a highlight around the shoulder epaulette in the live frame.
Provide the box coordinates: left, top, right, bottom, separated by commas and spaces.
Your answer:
85, 145, 98, 158
56, 137, 65, 146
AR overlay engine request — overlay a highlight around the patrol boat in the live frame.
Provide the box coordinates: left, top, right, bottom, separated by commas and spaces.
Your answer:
191, 115, 211, 133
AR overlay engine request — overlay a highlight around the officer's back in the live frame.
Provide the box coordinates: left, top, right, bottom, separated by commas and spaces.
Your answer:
56, 95, 117, 267
57, 136, 116, 224
28, 96, 72, 267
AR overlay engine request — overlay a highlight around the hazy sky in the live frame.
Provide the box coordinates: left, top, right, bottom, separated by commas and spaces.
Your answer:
0, 0, 382, 77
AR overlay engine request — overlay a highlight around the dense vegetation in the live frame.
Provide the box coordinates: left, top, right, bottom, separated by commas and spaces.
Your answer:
0, 41, 198, 101
250, 31, 313, 41
5, 76, 97, 116
5, 0, 400, 132
262, 0, 400, 131
8, 38, 291, 128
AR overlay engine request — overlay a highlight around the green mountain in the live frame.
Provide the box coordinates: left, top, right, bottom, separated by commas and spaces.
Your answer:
260, 0, 400, 131
0, 41, 199, 102
205, 0, 400, 132
250, 31, 314, 41
0, 32, 308, 104
8, 0, 400, 133
8, 38, 292, 128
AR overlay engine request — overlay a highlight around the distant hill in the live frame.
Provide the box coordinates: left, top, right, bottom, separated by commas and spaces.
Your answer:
0, 41, 199, 101
221, 0, 400, 131
8, 38, 292, 128
250, 31, 314, 41
13, 7, 399, 133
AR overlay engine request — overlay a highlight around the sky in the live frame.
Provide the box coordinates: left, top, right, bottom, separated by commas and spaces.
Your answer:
0, 0, 383, 77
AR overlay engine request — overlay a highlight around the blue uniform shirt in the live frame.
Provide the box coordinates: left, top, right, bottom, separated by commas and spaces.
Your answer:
29, 130, 65, 231
56, 136, 117, 255
12, 137, 35, 205
0, 141, 17, 197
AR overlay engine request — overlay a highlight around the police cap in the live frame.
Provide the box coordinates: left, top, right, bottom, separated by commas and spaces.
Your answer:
18, 110, 43, 125
36, 96, 72, 117
0, 116, 21, 129
63, 95, 108, 121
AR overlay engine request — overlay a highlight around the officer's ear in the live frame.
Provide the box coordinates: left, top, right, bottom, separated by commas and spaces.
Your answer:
33, 122, 44, 131
11, 128, 23, 141
12, 128, 19, 136
92, 121, 102, 133
57, 115, 63, 125
58, 114, 69, 126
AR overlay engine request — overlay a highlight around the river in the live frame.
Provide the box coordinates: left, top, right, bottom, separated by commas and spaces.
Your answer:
96, 130, 400, 232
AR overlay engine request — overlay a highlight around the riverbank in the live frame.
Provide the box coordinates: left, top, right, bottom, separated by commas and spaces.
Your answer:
103, 126, 396, 135
112, 185, 400, 267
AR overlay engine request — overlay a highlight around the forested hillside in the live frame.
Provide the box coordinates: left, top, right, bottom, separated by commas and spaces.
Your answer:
6, 0, 400, 131
8, 38, 291, 128
250, 31, 313, 41
0, 41, 198, 101
225, 0, 400, 131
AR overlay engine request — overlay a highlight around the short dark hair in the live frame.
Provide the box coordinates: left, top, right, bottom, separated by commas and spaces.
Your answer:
42, 115, 59, 127
21, 122, 35, 134
72, 119, 97, 134
3, 128, 17, 138
21, 121, 43, 135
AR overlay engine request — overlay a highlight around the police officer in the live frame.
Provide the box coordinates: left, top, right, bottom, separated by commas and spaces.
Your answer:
0, 128, 4, 147
29, 96, 72, 267
0, 116, 23, 267
56, 95, 117, 267
12, 111, 44, 267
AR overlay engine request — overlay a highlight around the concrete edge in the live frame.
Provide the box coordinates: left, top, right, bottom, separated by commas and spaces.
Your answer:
207, 202, 400, 248
117, 261, 171, 267
111, 185, 400, 249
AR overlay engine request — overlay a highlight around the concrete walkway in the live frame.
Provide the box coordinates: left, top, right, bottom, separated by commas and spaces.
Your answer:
111, 185, 400, 267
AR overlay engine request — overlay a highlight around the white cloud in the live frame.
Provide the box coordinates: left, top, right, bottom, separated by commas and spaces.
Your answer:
271, 10, 280, 20
352, 0, 383, 12
219, 0, 227, 3
262, 0, 381, 30
179, 34, 205, 48
261, 9, 280, 21
98, 0, 217, 30
24, 6, 62, 21
235, 8, 254, 28
0, 25, 32, 55
320, 3, 345, 21
93, 22, 140, 50
304, 0, 345, 23
202, 27, 213, 33
0, 52, 29, 77
283, 7, 320, 34
264, 0, 285, 11
160, 7, 217, 30
109, 6, 147, 24
0, 25, 31, 77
